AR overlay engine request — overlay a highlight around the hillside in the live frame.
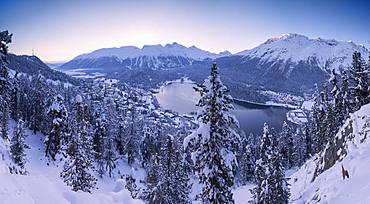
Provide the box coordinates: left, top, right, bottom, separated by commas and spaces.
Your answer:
289, 103, 370, 203
7, 54, 80, 85
0, 120, 144, 204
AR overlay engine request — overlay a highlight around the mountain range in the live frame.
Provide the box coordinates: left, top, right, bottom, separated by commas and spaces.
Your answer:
58, 34, 370, 100
61, 42, 231, 70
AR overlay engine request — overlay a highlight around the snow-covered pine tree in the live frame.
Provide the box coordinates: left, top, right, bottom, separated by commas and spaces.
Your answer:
124, 91, 143, 166
114, 121, 125, 156
45, 94, 68, 160
144, 135, 191, 203
310, 85, 330, 153
270, 145, 290, 204
340, 71, 353, 120
292, 127, 304, 166
329, 69, 345, 130
10, 119, 27, 173
102, 132, 116, 177
250, 123, 290, 204
29, 73, 48, 134
141, 152, 161, 202
279, 121, 294, 168
92, 112, 107, 177
0, 30, 12, 140
302, 124, 312, 162
350, 51, 369, 110
184, 63, 240, 204
140, 125, 156, 168
237, 133, 256, 185
250, 123, 274, 204
60, 95, 97, 193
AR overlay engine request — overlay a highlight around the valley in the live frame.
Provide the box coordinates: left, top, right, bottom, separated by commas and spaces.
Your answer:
1, 1, 370, 202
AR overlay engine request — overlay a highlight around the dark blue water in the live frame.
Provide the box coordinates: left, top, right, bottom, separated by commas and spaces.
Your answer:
155, 82, 289, 135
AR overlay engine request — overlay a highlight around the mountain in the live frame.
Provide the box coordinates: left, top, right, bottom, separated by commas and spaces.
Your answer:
7, 54, 80, 85
236, 33, 369, 74
209, 34, 370, 95
60, 42, 231, 70
59, 34, 370, 99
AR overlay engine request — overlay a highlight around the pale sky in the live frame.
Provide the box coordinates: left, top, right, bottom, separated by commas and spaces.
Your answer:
1, 0, 370, 63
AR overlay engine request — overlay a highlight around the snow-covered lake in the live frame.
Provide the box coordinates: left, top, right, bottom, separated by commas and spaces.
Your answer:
155, 81, 290, 135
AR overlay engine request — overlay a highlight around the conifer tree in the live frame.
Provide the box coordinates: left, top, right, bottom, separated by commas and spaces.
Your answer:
310, 86, 330, 153
29, 74, 48, 134
340, 71, 352, 119
329, 69, 345, 130
60, 95, 97, 193
279, 121, 294, 168
250, 123, 290, 204
184, 64, 240, 204
10, 72, 21, 121
10, 119, 27, 172
350, 52, 369, 110
45, 94, 68, 160
144, 135, 191, 203
0, 30, 12, 140
237, 134, 256, 184
92, 113, 106, 176
102, 133, 116, 177
124, 91, 143, 165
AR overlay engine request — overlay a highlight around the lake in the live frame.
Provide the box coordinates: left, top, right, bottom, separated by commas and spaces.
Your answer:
155, 81, 290, 135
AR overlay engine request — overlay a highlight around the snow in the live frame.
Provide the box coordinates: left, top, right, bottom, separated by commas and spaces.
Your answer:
289, 104, 370, 203
0, 122, 144, 204
62, 69, 106, 78
75, 42, 231, 61
237, 33, 370, 73
287, 109, 308, 125
75, 95, 83, 103
301, 101, 315, 111
233, 184, 253, 203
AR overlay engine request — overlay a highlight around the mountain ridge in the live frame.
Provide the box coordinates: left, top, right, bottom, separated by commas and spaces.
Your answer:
236, 33, 369, 73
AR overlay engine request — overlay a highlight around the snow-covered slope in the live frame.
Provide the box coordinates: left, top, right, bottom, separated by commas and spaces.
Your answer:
289, 104, 370, 203
237, 33, 369, 73
61, 43, 231, 70
0, 121, 144, 204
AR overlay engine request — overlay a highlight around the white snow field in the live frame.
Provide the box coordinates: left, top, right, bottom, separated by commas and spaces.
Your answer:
0, 121, 144, 204
289, 104, 370, 203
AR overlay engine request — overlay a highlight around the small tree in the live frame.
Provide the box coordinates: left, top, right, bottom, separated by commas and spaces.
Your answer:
45, 94, 68, 160
0, 30, 12, 140
350, 52, 368, 110
60, 95, 97, 193
250, 123, 290, 204
279, 121, 294, 168
143, 135, 191, 203
10, 119, 27, 173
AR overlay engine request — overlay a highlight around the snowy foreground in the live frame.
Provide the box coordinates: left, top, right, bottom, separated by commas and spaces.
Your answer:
0, 121, 144, 204
1, 103, 370, 203
0, 120, 252, 204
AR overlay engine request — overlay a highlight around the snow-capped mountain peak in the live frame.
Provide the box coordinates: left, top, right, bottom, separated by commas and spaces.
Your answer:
64, 42, 231, 70
237, 33, 369, 72
75, 42, 224, 61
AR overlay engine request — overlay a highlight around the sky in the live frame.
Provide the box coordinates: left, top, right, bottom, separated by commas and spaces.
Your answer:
1, 0, 370, 63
